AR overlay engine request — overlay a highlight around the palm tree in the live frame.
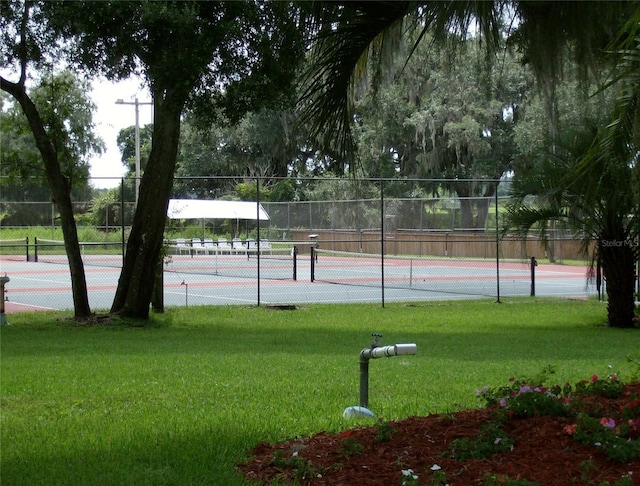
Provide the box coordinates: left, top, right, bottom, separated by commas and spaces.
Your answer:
507, 8, 640, 328
579, 12, 640, 328
506, 8, 640, 327
506, 123, 638, 328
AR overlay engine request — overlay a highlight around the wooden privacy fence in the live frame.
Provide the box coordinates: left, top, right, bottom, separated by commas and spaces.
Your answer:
290, 230, 591, 262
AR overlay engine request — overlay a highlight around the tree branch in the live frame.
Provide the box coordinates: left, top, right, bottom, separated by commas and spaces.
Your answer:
18, 0, 31, 86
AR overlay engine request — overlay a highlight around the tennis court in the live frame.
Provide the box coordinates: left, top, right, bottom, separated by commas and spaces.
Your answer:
1, 247, 599, 313
312, 248, 537, 297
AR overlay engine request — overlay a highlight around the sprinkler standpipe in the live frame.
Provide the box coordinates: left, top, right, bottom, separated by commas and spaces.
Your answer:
343, 333, 417, 419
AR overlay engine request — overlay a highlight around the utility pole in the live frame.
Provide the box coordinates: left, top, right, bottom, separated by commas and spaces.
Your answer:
115, 97, 152, 206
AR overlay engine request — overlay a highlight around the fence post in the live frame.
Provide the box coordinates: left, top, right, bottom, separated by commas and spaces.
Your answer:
596, 255, 602, 301
292, 246, 298, 281
380, 179, 385, 308
121, 178, 126, 264
530, 256, 538, 296
256, 176, 261, 307
495, 190, 501, 303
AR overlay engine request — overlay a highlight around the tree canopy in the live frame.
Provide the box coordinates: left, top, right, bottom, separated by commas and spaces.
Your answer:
1, 71, 102, 225
44, 1, 307, 318
1, 1, 101, 317
300, 1, 637, 161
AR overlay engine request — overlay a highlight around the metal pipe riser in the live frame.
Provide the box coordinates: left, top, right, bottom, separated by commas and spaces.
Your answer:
360, 343, 417, 361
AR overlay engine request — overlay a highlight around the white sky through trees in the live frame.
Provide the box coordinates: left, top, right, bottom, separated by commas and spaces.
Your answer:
89, 77, 152, 189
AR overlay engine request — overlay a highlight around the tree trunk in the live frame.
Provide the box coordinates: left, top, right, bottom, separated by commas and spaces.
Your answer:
458, 197, 474, 231
474, 198, 490, 230
151, 259, 164, 313
110, 92, 183, 319
455, 181, 497, 233
1, 78, 91, 318
455, 183, 474, 231
600, 241, 637, 328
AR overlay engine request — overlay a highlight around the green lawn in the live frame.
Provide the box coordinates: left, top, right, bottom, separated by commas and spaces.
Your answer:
1, 299, 638, 485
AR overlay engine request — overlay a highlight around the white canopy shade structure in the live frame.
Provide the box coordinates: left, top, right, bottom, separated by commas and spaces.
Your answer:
167, 199, 270, 221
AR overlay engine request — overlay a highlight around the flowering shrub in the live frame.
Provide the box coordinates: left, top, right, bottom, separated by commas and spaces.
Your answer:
569, 414, 640, 462
475, 368, 640, 463
620, 395, 640, 421
448, 420, 514, 461
499, 384, 571, 419
476, 367, 571, 418
562, 387, 640, 462
573, 371, 624, 398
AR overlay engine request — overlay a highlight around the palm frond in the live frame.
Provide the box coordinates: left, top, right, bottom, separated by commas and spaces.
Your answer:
297, 1, 507, 165
297, 2, 414, 163
588, 6, 640, 179
503, 203, 565, 238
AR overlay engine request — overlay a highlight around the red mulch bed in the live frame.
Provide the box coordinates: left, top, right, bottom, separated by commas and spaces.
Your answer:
238, 384, 640, 485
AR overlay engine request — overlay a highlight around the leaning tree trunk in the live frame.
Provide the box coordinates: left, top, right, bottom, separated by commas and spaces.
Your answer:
1, 78, 92, 318
600, 240, 637, 328
110, 92, 183, 319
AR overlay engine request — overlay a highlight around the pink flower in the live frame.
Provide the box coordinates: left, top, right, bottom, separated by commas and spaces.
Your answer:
590, 375, 598, 383
600, 417, 616, 429
563, 424, 577, 435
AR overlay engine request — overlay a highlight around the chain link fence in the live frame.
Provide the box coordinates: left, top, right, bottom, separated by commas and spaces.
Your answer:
1, 176, 612, 312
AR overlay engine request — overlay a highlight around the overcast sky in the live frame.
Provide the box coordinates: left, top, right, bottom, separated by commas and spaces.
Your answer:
89, 77, 153, 189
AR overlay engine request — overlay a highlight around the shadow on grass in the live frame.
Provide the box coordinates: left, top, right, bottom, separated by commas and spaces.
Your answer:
2, 319, 638, 364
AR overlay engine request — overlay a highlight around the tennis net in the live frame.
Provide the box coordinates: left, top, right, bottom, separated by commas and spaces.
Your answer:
0, 237, 30, 262
164, 246, 299, 281
34, 238, 124, 267
311, 248, 531, 297
34, 238, 300, 281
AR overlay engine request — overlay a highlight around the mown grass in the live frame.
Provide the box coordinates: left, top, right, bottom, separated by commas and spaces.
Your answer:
1, 299, 639, 485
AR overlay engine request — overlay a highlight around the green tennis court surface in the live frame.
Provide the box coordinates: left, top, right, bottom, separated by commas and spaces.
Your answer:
1, 250, 599, 313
